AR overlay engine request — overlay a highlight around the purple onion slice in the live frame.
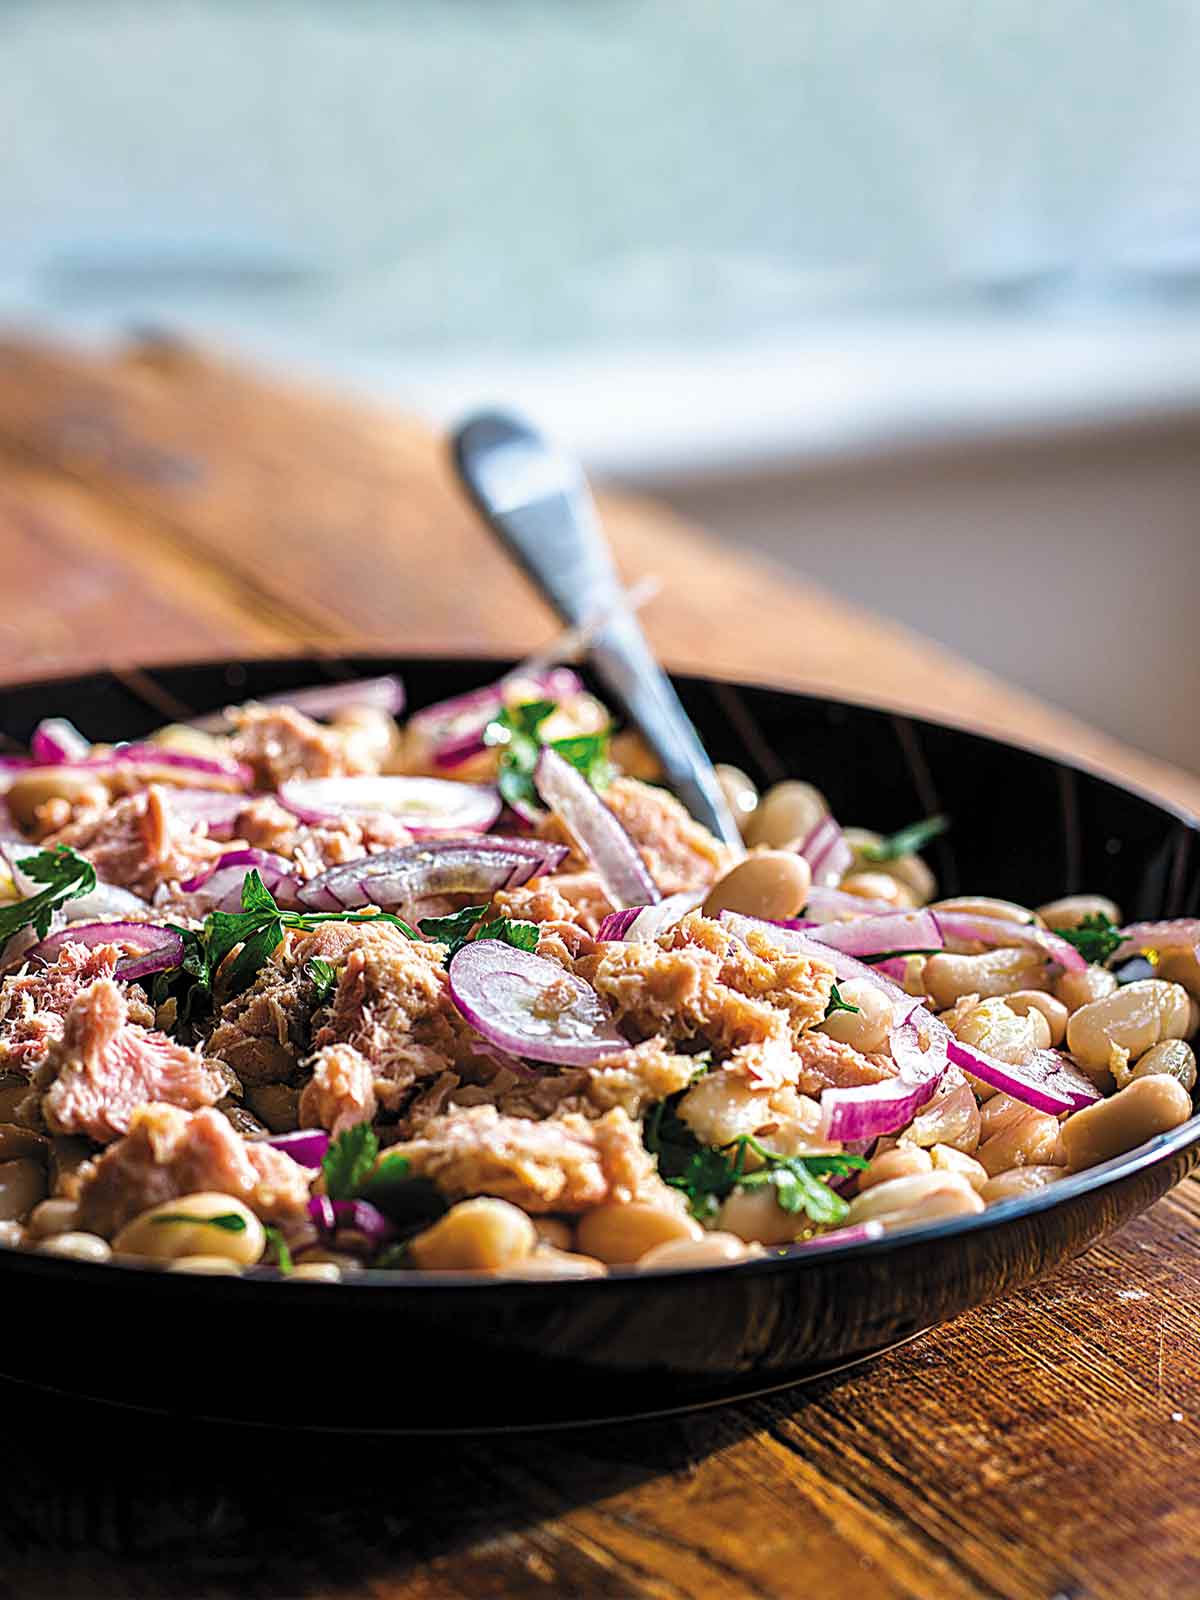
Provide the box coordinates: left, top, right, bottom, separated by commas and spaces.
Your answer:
945, 1037, 1100, 1115
1115, 919, 1200, 962
279, 775, 501, 836
533, 749, 659, 910
296, 836, 568, 914
933, 911, 1086, 972
264, 1129, 331, 1169
410, 667, 583, 770
26, 921, 184, 981
307, 1194, 394, 1244
809, 908, 944, 960
797, 813, 853, 888
449, 939, 627, 1066
180, 849, 301, 911
803, 885, 899, 921
30, 718, 90, 764
596, 892, 705, 944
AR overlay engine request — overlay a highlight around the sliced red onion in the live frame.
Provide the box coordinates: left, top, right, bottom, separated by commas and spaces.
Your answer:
265, 1129, 331, 1168
266, 674, 405, 721
933, 911, 1086, 972
279, 775, 501, 836
809, 909, 943, 960
597, 892, 705, 944
872, 956, 910, 983
411, 667, 583, 770
803, 885, 899, 921
0, 754, 35, 774
26, 921, 184, 980
307, 1194, 394, 1244
296, 836, 568, 913
160, 788, 247, 838
1115, 919, 1200, 962
30, 718, 91, 764
719, 912, 911, 1006
180, 849, 301, 911
790, 1220, 885, 1252
449, 938, 627, 1066
534, 748, 659, 910
63, 744, 253, 787
945, 1037, 1100, 1115
798, 814, 853, 888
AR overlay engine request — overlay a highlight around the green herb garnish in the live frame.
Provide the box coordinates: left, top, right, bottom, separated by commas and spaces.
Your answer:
305, 957, 338, 1005
154, 871, 418, 1034
860, 815, 950, 862
824, 982, 861, 1018
419, 903, 539, 961
484, 699, 613, 814
644, 1096, 866, 1225
321, 1122, 381, 1202
1058, 912, 1124, 966
150, 1211, 247, 1233
263, 1224, 294, 1274
0, 845, 97, 947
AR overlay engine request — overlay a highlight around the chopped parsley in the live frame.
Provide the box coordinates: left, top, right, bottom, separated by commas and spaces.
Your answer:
644, 1096, 866, 1226
319, 1122, 434, 1226
1058, 912, 1124, 966
418, 903, 539, 961
150, 1210, 247, 1233
305, 957, 338, 1005
484, 698, 612, 815
860, 815, 950, 862
263, 1224, 294, 1274
321, 1122, 381, 1202
0, 845, 97, 948
154, 870, 418, 1035
824, 982, 860, 1018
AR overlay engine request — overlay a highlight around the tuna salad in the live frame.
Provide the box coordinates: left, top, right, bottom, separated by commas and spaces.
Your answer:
0, 669, 1194, 1282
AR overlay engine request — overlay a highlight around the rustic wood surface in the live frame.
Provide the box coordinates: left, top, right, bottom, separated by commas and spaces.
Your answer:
0, 334, 1198, 1600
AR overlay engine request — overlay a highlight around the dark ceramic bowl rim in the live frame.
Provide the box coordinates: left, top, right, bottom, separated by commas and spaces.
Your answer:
2, 650, 1197, 1296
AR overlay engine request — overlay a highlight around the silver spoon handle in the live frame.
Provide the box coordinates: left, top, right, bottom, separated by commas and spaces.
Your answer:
452, 412, 741, 847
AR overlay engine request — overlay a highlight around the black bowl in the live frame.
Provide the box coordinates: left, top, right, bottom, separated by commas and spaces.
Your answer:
2, 654, 1198, 1433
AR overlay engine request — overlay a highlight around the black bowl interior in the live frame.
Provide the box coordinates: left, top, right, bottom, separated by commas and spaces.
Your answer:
1, 653, 1197, 1431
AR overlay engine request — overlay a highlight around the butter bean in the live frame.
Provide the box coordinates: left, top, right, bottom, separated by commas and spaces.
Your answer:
502, 1248, 608, 1279
37, 1231, 111, 1263
167, 1256, 243, 1276
1037, 894, 1122, 932
977, 1110, 1061, 1176
930, 1145, 989, 1192
979, 1165, 1065, 1203
1120, 1039, 1197, 1093
0, 1158, 47, 1221
289, 1262, 343, 1282
816, 977, 893, 1054
532, 1217, 574, 1251
1061, 1075, 1193, 1170
745, 781, 827, 850
951, 998, 1044, 1067
859, 1146, 932, 1191
26, 1198, 79, 1239
1066, 980, 1191, 1072
702, 850, 811, 922
113, 1193, 265, 1265
718, 1185, 805, 1246
5, 768, 109, 832
714, 764, 760, 835
1005, 990, 1069, 1047
1054, 964, 1117, 1014
576, 1201, 701, 1264
1158, 949, 1200, 1001
409, 1198, 536, 1271
843, 829, 935, 904
925, 948, 1047, 1009
840, 872, 916, 909
846, 1171, 983, 1227
637, 1232, 760, 1270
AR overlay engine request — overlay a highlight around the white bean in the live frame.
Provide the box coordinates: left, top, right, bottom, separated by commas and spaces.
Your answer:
816, 977, 893, 1054
925, 948, 1048, 1009
112, 1193, 265, 1265
1060, 1075, 1193, 1170
1066, 980, 1191, 1072
745, 781, 828, 849
1037, 894, 1122, 931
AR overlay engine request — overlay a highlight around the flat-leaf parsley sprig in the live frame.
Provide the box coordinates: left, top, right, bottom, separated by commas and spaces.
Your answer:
0, 844, 96, 948
484, 699, 613, 815
418, 903, 539, 961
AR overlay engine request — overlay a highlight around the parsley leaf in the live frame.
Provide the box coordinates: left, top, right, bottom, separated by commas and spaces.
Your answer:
150, 1211, 247, 1233
1058, 912, 1124, 966
306, 957, 338, 1004
644, 1096, 866, 1225
824, 982, 861, 1018
321, 1122, 380, 1202
419, 904, 540, 961
860, 815, 950, 862
0, 845, 97, 948
263, 1224, 294, 1274
485, 698, 613, 814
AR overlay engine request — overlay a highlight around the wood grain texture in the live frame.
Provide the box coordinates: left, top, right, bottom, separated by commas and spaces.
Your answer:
0, 333, 1198, 1600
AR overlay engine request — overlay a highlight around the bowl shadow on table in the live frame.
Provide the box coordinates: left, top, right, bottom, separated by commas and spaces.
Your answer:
0, 1363, 864, 1595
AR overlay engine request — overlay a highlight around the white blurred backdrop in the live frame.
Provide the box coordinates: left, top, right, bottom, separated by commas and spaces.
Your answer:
3, 1, 1199, 765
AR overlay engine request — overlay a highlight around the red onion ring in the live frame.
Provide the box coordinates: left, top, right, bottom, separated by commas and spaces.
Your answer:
279, 775, 501, 836
26, 921, 184, 981
797, 813, 853, 888
596, 892, 706, 944
1115, 919, 1200, 962
933, 911, 1086, 972
308, 1195, 394, 1244
30, 718, 90, 765
410, 668, 583, 770
534, 748, 659, 910
180, 849, 301, 911
264, 1129, 331, 1168
945, 1037, 1100, 1114
448, 938, 627, 1066
809, 908, 943, 960
296, 836, 568, 914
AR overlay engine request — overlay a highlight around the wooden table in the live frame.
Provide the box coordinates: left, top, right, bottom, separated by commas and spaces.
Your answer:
1, 335, 1198, 1600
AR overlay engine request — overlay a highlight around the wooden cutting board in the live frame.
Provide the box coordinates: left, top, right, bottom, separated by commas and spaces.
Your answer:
0, 333, 1197, 1600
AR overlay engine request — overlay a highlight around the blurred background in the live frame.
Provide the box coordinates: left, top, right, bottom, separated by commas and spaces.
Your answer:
3, 1, 1200, 766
